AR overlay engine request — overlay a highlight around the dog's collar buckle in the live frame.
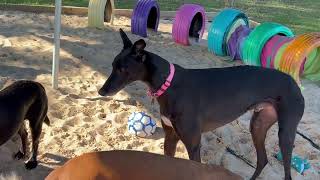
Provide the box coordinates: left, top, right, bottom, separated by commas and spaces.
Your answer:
147, 63, 175, 98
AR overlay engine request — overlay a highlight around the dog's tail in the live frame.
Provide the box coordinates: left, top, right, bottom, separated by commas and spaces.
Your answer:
44, 115, 50, 126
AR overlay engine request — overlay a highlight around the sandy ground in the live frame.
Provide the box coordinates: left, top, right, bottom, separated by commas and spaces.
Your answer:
0, 10, 319, 180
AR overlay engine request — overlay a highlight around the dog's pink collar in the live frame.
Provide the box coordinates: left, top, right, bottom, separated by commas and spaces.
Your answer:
148, 63, 175, 98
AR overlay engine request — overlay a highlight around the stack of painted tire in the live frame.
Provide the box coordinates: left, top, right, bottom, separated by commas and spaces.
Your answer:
172, 4, 206, 46
210, 8, 320, 86
208, 8, 249, 56
88, 0, 115, 28
131, 0, 160, 37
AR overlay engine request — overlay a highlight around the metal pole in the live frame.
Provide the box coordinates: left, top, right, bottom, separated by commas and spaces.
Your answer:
52, 0, 62, 89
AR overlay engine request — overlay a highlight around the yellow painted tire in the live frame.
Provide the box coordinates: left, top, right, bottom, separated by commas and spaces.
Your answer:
88, 0, 115, 28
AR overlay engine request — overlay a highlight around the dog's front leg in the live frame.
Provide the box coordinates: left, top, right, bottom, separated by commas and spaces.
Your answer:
162, 120, 180, 157
174, 119, 201, 162
184, 136, 201, 162
14, 122, 28, 160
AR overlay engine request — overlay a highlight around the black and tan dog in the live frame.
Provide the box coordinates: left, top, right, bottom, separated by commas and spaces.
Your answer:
0, 80, 50, 169
98, 29, 305, 180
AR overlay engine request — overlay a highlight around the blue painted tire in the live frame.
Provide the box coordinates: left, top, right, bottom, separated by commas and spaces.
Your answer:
131, 0, 160, 37
208, 8, 249, 56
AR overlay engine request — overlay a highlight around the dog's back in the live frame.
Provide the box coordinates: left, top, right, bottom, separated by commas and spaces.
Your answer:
0, 80, 46, 103
46, 150, 242, 180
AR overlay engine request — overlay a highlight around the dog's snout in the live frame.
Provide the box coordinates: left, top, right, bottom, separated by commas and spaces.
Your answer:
98, 85, 118, 96
98, 71, 127, 97
98, 88, 107, 96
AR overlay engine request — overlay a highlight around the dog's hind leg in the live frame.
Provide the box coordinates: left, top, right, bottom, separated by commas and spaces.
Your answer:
25, 117, 44, 170
250, 103, 277, 180
14, 122, 28, 160
277, 101, 304, 180
162, 120, 180, 157
25, 97, 48, 169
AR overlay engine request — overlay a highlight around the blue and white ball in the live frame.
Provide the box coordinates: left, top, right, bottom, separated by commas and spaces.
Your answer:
128, 112, 157, 137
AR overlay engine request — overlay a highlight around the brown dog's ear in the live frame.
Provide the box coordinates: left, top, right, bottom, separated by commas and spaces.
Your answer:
119, 28, 133, 49
133, 39, 146, 62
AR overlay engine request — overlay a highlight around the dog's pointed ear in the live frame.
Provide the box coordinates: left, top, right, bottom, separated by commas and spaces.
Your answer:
133, 39, 146, 53
119, 28, 133, 49
133, 39, 147, 62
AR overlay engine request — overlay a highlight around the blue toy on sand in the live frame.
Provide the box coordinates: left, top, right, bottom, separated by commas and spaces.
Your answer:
275, 151, 311, 174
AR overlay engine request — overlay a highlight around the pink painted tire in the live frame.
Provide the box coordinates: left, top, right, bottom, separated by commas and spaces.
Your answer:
172, 4, 206, 46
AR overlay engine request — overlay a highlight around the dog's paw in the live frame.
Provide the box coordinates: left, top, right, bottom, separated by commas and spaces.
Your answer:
25, 160, 38, 170
13, 151, 25, 160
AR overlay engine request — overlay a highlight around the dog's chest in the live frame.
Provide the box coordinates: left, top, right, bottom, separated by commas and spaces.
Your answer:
161, 115, 173, 127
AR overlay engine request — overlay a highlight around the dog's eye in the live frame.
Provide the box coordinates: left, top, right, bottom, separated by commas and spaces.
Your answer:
119, 67, 126, 73
118, 65, 128, 73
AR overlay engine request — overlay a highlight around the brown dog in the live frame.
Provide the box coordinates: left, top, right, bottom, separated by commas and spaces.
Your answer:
45, 150, 242, 180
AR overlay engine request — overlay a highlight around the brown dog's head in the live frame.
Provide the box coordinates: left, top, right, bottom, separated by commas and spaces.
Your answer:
98, 29, 148, 96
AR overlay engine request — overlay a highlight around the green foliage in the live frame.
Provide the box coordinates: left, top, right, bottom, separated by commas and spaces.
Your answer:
0, 0, 318, 34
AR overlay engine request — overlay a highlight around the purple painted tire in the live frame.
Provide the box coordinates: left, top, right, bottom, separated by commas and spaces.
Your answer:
131, 0, 160, 38
172, 4, 206, 46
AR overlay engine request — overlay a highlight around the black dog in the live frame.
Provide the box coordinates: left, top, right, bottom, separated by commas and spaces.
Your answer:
0, 80, 50, 169
98, 29, 305, 180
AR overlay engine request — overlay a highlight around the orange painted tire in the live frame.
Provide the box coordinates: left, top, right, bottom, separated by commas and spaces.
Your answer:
279, 33, 320, 84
